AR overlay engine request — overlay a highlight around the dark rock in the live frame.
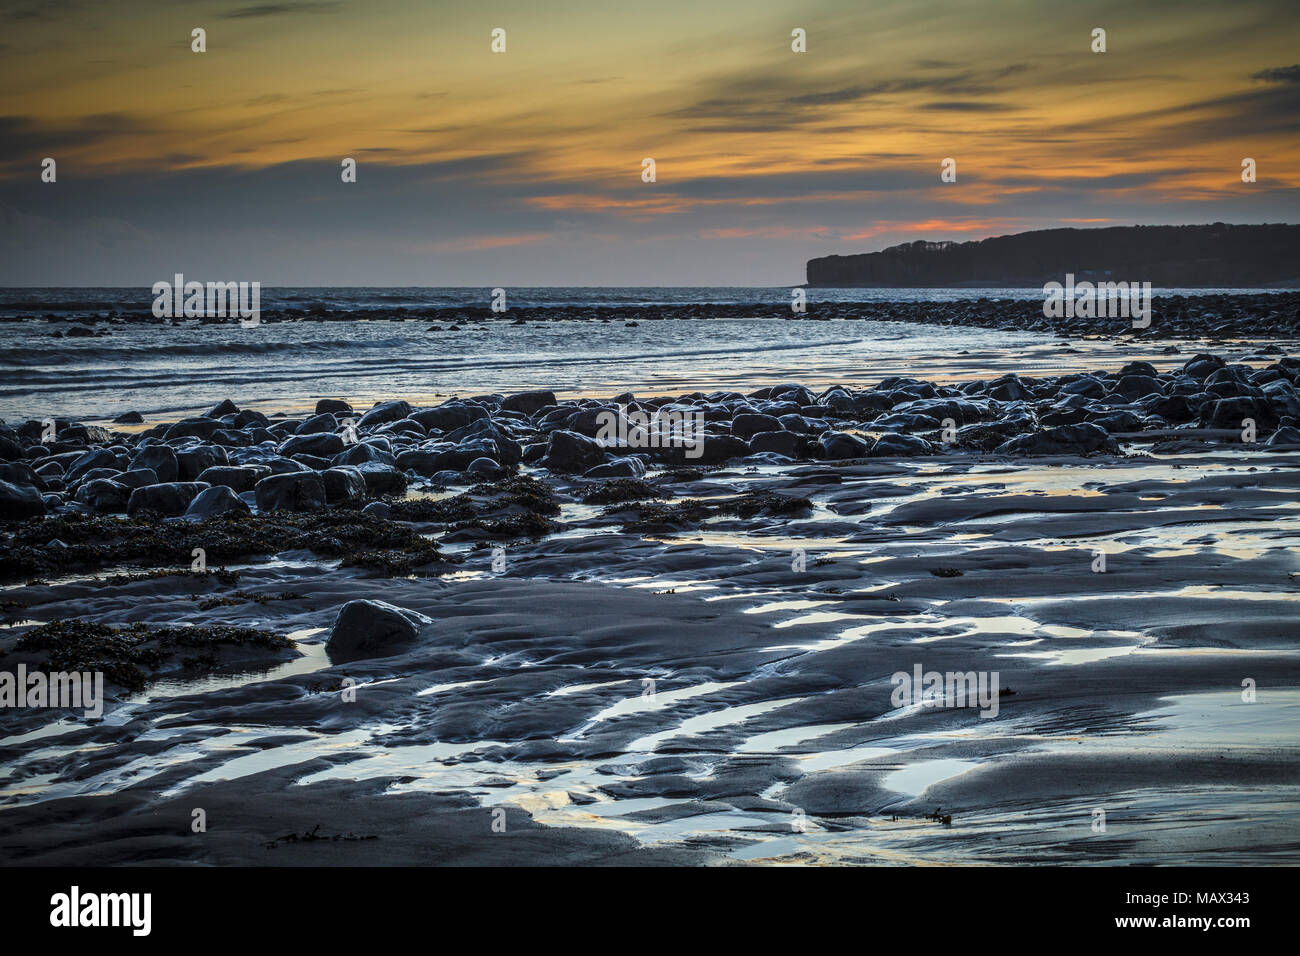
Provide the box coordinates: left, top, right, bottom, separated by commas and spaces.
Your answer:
295, 413, 338, 435
501, 389, 557, 416
127, 481, 211, 517
322, 466, 367, 504
583, 456, 647, 479
358, 400, 412, 428
74, 478, 130, 513
731, 413, 781, 440
204, 399, 239, 419
254, 472, 327, 512
466, 457, 505, 479
196, 465, 270, 492
0, 478, 47, 520
819, 431, 871, 460
749, 431, 803, 457
163, 417, 221, 441
353, 461, 408, 495
994, 422, 1112, 456
540, 430, 607, 473
177, 445, 229, 481
184, 485, 251, 519
278, 432, 345, 458
1200, 396, 1278, 430
130, 445, 180, 483
326, 599, 433, 661
870, 433, 935, 456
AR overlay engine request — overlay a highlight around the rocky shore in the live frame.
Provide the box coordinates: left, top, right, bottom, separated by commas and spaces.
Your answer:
3, 350, 1299, 540
3, 347, 1299, 865
9, 292, 1300, 341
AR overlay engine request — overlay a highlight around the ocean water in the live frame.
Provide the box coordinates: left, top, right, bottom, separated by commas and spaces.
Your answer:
0, 286, 1282, 423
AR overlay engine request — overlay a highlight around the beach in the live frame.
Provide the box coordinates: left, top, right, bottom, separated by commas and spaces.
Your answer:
2, 292, 1299, 865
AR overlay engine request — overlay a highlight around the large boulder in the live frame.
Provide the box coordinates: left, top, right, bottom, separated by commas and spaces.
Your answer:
749, 430, 803, 457
295, 413, 338, 435
163, 417, 221, 441
279, 432, 345, 458
0, 479, 47, 520
353, 461, 408, 495
1200, 396, 1277, 430
410, 402, 489, 433
65, 447, 119, 483
870, 433, 935, 457
540, 430, 607, 473
583, 456, 647, 479
1111, 374, 1165, 400
501, 389, 556, 416
130, 445, 180, 483
322, 466, 367, 504
731, 413, 781, 440
325, 600, 433, 661
184, 485, 251, 519
196, 465, 270, 492
254, 472, 327, 512
818, 431, 871, 460
357, 400, 412, 428
994, 423, 1112, 456
127, 481, 211, 517
178, 444, 229, 481
74, 478, 131, 513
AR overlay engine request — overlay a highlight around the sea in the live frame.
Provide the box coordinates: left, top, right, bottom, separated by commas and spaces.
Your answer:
0, 287, 1283, 422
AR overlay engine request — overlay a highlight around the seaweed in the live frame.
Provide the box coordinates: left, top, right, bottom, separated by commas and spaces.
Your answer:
9, 619, 293, 691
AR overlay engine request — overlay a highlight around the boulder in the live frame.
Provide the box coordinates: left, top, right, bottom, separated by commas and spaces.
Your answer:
178, 445, 229, 481
74, 478, 131, 513
130, 445, 179, 483
127, 481, 211, 517
184, 485, 251, 519
994, 423, 1112, 456
254, 472, 327, 512
501, 389, 557, 416
325, 599, 433, 661
196, 465, 270, 492
870, 433, 935, 457
0, 479, 47, 520
540, 430, 607, 473
583, 456, 647, 479
322, 466, 367, 504
357, 400, 412, 428
279, 432, 345, 458
818, 431, 871, 460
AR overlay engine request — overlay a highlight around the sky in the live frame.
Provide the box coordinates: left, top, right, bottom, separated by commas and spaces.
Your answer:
0, 0, 1297, 286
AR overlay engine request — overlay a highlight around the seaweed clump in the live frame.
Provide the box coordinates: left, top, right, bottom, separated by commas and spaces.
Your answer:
9, 619, 294, 691
603, 491, 812, 532
0, 511, 449, 579
581, 478, 661, 505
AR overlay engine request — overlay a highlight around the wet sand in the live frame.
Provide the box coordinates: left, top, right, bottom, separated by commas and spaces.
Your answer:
3, 403, 1298, 864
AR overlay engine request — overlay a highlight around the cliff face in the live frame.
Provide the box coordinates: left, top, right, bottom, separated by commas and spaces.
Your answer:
805, 224, 1300, 287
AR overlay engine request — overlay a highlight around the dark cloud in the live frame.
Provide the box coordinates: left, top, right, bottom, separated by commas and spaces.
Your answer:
1251, 65, 1300, 83
221, 2, 341, 19
0, 113, 156, 173
919, 101, 1016, 112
